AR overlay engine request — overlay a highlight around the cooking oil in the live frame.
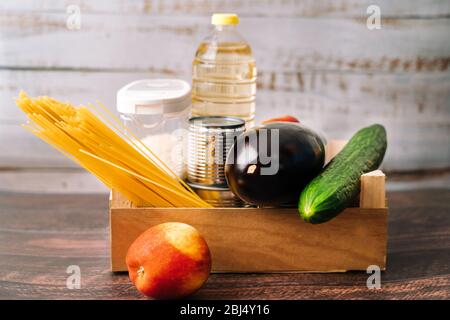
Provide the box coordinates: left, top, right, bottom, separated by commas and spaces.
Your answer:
192, 13, 257, 123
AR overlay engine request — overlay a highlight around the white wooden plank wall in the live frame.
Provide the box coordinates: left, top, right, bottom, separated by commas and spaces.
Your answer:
1, 0, 449, 173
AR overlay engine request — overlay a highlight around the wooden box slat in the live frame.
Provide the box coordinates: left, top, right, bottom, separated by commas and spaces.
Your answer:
111, 204, 387, 272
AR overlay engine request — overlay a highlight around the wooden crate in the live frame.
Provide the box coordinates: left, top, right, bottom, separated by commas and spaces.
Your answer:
110, 141, 388, 273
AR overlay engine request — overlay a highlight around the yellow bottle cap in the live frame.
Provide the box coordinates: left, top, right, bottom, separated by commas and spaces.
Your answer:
211, 13, 239, 26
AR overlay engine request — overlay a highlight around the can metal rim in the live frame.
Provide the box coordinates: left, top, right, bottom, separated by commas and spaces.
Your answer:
189, 116, 245, 129
187, 181, 231, 191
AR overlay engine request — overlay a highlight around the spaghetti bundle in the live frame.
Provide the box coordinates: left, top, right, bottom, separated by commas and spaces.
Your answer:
16, 91, 211, 208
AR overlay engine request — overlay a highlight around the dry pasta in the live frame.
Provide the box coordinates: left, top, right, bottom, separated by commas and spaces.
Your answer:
16, 91, 211, 208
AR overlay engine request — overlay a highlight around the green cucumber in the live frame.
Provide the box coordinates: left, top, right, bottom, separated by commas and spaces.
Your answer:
298, 124, 387, 224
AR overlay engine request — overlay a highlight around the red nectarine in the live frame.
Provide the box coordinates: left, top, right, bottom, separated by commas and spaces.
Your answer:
126, 222, 211, 299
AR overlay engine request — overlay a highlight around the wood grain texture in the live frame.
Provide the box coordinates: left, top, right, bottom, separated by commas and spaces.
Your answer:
325, 139, 347, 164
360, 170, 386, 209
110, 190, 132, 209
2, 69, 449, 171
111, 206, 388, 273
0, 168, 106, 193
2, 168, 449, 194
0, 189, 448, 299
1, 0, 450, 17
0, 3, 449, 172
2, 14, 450, 73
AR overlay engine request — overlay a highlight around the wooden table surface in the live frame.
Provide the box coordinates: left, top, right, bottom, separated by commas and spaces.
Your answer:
0, 189, 449, 300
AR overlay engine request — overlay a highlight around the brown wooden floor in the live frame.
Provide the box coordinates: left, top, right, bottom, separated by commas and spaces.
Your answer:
0, 190, 449, 299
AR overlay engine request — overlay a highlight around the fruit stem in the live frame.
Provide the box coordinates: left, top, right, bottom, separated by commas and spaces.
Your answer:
137, 266, 145, 278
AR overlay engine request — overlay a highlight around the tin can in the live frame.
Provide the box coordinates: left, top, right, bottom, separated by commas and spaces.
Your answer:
187, 182, 244, 207
187, 116, 245, 187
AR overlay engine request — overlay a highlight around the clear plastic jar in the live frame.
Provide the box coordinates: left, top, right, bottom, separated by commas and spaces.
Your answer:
116, 79, 191, 178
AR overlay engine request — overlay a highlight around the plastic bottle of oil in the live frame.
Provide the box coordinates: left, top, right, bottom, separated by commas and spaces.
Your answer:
192, 13, 257, 122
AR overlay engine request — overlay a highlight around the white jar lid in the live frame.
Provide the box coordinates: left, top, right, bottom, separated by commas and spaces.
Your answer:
117, 79, 191, 115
